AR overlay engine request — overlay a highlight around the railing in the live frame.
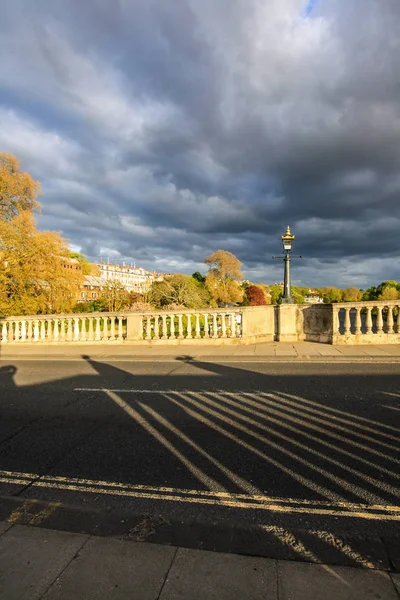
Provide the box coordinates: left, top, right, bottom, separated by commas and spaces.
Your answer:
140, 311, 241, 340
332, 301, 400, 343
0, 308, 251, 343
0, 313, 128, 343
2, 303, 399, 346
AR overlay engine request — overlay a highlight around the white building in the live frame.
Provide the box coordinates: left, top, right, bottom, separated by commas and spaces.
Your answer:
97, 263, 160, 294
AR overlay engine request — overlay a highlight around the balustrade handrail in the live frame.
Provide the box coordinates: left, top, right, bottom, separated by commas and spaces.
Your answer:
332, 300, 400, 309
0, 306, 248, 321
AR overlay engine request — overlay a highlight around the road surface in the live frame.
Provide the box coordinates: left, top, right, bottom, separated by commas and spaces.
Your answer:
0, 356, 399, 567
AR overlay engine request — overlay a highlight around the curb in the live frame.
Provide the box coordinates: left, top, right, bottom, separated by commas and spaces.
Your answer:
1, 354, 400, 363
0, 495, 398, 572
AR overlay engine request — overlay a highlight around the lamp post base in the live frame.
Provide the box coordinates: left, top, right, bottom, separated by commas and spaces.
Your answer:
281, 297, 294, 304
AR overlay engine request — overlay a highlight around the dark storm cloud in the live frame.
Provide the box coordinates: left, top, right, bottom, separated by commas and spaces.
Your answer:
0, 0, 400, 286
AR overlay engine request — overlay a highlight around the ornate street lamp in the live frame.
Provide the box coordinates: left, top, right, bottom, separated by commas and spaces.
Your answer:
272, 226, 302, 304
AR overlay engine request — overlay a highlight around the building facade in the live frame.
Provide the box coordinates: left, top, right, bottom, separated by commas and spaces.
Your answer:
97, 263, 162, 294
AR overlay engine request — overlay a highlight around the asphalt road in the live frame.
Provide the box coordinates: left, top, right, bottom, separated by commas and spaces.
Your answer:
0, 356, 399, 565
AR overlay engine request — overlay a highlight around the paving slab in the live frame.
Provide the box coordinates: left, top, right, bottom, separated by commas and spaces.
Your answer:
278, 561, 399, 600
159, 547, 277, 600
293, 343, 324, 356
0, 524, 89, 600
361, 347, 393, 356
390, 574, 400, 596
332, 346, 370, 356
43, 536, 176, 600
0, 521, 12, 535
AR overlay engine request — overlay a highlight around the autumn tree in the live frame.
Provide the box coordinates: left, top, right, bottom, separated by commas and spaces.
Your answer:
0, 212, 83, 315
342, 286, 362, 302
0, 153, 41, 220
70, 252, 96, 275
99, 279, 130, 312
244, 285, 266, 306
205, 250, 244, 306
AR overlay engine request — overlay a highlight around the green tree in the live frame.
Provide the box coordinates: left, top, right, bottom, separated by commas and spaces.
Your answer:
320, 287, 343, 303
192, 271, 206, 284
378, 286, 400, 301
150, 275, 210, 309
269, 285, 283, 305
205, 250, 244, 306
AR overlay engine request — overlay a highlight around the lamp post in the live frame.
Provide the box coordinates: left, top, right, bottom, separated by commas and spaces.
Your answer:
272, 226, 302, 304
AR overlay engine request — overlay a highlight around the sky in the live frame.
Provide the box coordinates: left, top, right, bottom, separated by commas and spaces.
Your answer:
0, 0, 399, 288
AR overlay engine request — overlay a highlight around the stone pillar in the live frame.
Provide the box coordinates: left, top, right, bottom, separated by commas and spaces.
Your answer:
126, 313, 144, 341
276, 304, 298, 342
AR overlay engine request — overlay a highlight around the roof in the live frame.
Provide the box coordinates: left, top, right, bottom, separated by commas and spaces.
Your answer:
84, 276, 105, 287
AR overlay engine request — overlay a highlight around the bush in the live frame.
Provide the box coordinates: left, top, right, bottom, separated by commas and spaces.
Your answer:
245, 285, 266, 306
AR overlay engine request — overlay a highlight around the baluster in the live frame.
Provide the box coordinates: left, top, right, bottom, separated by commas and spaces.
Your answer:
110, 316, 116, 341
354, 308, 361, 335
153, 316, 160, 340
8, 321, 15, 342
47, 319, 53, 341
95, 317, 101, 341
74, 318, 80, 341
178, 314, 184, 339
67, 318, 73, 341
53, 319, 59, 341
365, 307, 373, 334
117, 317, 123, 341
231, 313, 236, 338
212, 314, 218, 338
33, 320, 39, 341
102, 317, 109, 340
146, 316, 152, 340
20, 320, 27, 341
60, 318, 66, 342
186, 314, 192, 339
169, 315, 176, 340
80, 317, 87, 341
376, 306, 383, 333
221, 313, 227, 338
344, 308, 351, 335
195, 314, 201, 339
14, 320, 20, 342
161, 315, 168, 340
27, 320, 33, 341
203, 313, 210, 338
1, 321, 8, 343
87, 317, 94, 341
387, 306, 394, 334
40, 320, 46, 341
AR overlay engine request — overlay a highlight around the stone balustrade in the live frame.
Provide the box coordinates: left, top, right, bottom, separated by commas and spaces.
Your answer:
332, 301, 400, 344
0, 306, 274, 345
3, 302, 398, 346
0, 313, 128, 344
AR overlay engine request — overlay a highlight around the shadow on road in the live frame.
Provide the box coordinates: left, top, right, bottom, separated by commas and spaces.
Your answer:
0, 354, 399, 569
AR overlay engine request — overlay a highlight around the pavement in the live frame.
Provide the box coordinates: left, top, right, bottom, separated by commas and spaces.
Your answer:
0, 343, 399, 598
2, 340, 400, 360
1, 520, 400, 599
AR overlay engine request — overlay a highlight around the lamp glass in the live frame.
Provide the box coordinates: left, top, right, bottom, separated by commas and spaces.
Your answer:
283, 241, 292, 251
